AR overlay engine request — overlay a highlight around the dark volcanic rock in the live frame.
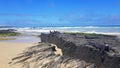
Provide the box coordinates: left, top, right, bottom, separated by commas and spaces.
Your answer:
11, 42, 95, 68
0, 29, 16, 34
41, 31, 120, 68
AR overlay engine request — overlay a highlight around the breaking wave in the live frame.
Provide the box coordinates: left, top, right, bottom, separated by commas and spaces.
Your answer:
13, 26, 120, 36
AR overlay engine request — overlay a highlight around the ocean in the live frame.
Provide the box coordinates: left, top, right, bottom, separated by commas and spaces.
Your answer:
14, 26, 120, 34
1, 26, 120, 35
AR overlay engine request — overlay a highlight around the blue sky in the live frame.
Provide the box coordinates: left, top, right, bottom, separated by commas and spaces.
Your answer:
0, 0, 120, 27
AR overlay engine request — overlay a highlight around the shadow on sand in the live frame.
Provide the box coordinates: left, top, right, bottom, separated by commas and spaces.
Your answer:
10, 42, 95, 68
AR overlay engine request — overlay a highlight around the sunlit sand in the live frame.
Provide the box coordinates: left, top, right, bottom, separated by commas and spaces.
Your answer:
0, 42, 35, 68
0, 35, 40, 68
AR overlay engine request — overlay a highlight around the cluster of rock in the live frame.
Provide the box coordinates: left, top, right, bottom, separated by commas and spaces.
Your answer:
41, 31, 120, 68
11, 31, 120, 68
0, 29, 16, 34
11, 42, 95, 68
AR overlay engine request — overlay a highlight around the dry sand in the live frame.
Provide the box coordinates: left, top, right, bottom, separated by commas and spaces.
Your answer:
0, 35, 63, 68
0, 42, 35, 68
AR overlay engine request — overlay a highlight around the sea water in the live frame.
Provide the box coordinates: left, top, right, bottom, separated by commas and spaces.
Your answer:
1, 26, 120, 42
15, 26, 120, 35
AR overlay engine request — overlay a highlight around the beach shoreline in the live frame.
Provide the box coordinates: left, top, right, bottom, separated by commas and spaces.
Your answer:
0, 30, 120, 68
0, 32, 40, 68
0, 42, 36, 68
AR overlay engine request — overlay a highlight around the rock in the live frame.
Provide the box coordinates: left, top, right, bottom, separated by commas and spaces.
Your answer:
41, 31, 120, 68
11, 42, 94, 68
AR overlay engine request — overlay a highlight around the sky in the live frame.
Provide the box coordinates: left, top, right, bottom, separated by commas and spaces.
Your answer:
0, 0, 120, 27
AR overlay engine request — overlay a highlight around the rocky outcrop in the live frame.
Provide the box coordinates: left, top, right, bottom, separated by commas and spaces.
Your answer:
41, 31, 120, 68
11, 42, 95, 68
0, 29, 16, 34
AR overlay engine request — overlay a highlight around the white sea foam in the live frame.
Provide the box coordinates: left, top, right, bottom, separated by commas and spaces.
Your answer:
14, 27, 120, 36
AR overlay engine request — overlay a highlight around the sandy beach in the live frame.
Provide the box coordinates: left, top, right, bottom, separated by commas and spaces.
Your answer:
0, 35, 40, 68
0, 42, 35, 68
